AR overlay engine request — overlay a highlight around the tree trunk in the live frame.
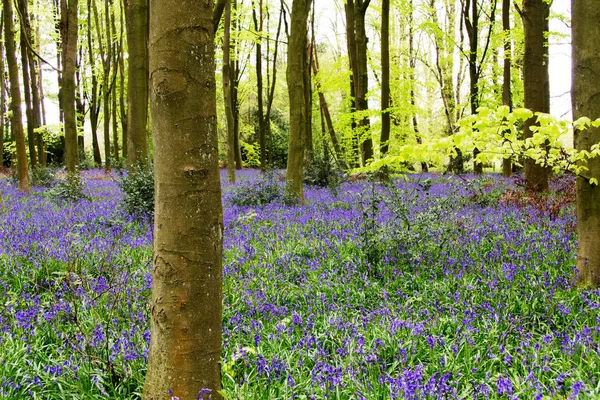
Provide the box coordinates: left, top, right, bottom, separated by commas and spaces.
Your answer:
286, 0, 312, 202
572, 0, 600, 288
118, 3, 127, 159
61, 0, 79, 173
124, 0, 148, 165
304, 31, 313, 157
0, 28, 4, 167
252, 0, 266, 171
522, 0, 549, 191
502, 0, 512, 177
4, 0, 30, 191
143, 0, 223, 398
18, 0, 38, 171
344, 2, 360, 167
346, 0, 372, 165
87, 0, 102, 166
380, 0, 390, 156
265, 5, 283, 166
223, 0, 236, 183
311, 45, 342, 161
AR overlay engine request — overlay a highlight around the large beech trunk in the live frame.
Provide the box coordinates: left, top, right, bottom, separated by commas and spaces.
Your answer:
572, 0, 600, 288
143, 0, 224, 398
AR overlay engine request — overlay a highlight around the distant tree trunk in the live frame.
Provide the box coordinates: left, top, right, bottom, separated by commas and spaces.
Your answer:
464, 0, 481, 174
143, 0, 223, 397
522, 0, 549, 191
380, 0, 390, 156
4, 0, 30, 191
118, 4, 127, 159
265, 5, 283, 166
429, 0, 462, 173
124, 0, 148, 165
409, 0, 426, 172
304, 30, 313, 156
572, 0, 600, 287
87, 0, 102, 166
60, 0, 79, 173
76, 58, 85, 157
502, 0, 512, 177
18, 0, 38, 171
345, 0, 372, 165
0, 27, 4, 167
344, 3, 359, 167
286, 0, 312, 202
232, 0, 243, 169
312, 45, 342, 161
252, 0, 266, 171
223, 0, 235, 183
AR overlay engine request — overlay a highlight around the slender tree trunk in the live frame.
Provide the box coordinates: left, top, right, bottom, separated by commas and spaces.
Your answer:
286, 0, 312, 202
522, 0, 549, 191
118, 3, 127, 159
61, 0, 79, 173
4, 0, 30, 191
344, 2, 360, 167
312, 45, 342, 160
87, 0, 102, 166
502, 0, 512, 177
304, 31, 313, 156
223, 0, 235, 183
380, 0, 390, 156
265, 5, 283, 167
252, 0, 266, 171
409, 0, 426, 172
232, 0, 243, 169
124, 0, 148, 165
346, 0, 372, 165
572, 0, 600, 288
18, 0, 38, 171
143, 0, 223, 397
0, 27, 4, 168
465, 0, 482, 174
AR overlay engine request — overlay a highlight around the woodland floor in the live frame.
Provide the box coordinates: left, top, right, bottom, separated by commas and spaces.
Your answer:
0, 169, 598, 399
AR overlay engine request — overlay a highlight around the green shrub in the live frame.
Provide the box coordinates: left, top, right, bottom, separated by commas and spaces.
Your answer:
303, 153, 345, 196
48, 172, 89, 201
118, 164, 154, 216
230, 171, 298, 207
31, 167, 57, 187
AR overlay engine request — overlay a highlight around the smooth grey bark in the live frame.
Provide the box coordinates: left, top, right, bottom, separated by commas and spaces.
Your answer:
143, 0, 224, 397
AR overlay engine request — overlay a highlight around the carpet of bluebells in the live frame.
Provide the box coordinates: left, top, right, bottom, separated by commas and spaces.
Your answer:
1, 169, 599, 399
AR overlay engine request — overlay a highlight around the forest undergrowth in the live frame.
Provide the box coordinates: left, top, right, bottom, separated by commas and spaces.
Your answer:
0, 169, 598, 399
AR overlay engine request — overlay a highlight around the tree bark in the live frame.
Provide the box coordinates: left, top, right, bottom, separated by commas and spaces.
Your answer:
4, 0, 30, 191
380, 0, 390, 156
522, 0, 549, 191
286, 0, 312, 202
572, 0, 600, 288
143, 0, 223, 398
124, 0, 149, 165
61, 0, 78, 173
